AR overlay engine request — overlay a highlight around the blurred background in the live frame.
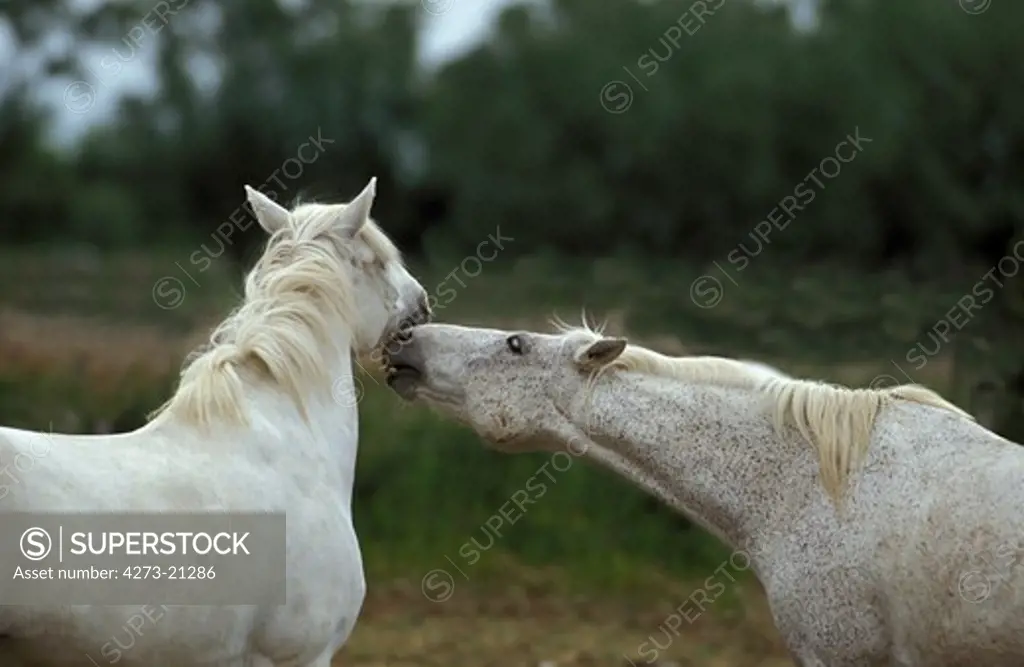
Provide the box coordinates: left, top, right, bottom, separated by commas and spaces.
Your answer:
1, 0, 1022, 664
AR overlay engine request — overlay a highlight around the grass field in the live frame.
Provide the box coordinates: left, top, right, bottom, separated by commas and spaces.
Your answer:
0, 247, 1011, 665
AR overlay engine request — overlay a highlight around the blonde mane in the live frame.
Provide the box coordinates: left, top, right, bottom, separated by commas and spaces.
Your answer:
151, 205, 400, 428
557, 320, 974, 502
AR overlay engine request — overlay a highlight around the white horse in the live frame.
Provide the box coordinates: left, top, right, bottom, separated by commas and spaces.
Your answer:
0, 178, 430, 667
385, 321, 1024, 666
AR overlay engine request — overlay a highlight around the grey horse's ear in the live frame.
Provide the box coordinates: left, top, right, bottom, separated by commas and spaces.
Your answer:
244, 185, 290, 234
332, 177, 377, 239
574, 337, 627, 371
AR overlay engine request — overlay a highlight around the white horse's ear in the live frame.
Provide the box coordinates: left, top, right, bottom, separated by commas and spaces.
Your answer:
244, 185, 290, 234
574, 337, 627, 370
335, 177, 377, 239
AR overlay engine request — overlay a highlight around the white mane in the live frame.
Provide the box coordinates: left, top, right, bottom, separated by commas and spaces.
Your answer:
556, 320, 974, 501
151, 205, 400, 428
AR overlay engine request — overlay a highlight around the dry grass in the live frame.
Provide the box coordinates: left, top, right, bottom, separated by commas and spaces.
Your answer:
0, 303, 956, 393
0, 309, 206, 379
336, 578, 791, 667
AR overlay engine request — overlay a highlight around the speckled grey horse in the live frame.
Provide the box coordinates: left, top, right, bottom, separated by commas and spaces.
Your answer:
385, 321, 1024, 667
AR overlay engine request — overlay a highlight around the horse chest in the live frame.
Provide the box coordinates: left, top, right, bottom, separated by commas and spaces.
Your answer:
256, 516, 366, 662
288, 513, 366, 615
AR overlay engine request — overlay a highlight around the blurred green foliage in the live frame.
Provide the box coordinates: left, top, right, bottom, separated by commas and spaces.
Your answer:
2, 0, 1023, 267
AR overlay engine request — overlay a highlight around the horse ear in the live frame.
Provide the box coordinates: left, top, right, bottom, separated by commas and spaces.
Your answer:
335, 177, 377, 239
244, 185, 290, 234
574, 337, 627, 371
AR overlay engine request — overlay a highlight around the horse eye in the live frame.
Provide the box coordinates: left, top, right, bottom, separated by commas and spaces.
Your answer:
506, 335, 524, 355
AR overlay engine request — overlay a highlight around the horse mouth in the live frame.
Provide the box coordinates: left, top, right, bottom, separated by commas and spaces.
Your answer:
385, 363, 421, 399
386, 363, 419, 379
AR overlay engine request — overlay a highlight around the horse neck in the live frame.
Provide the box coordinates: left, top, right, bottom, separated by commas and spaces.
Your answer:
567, 371, 820, 561
226, 314, 363, 503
